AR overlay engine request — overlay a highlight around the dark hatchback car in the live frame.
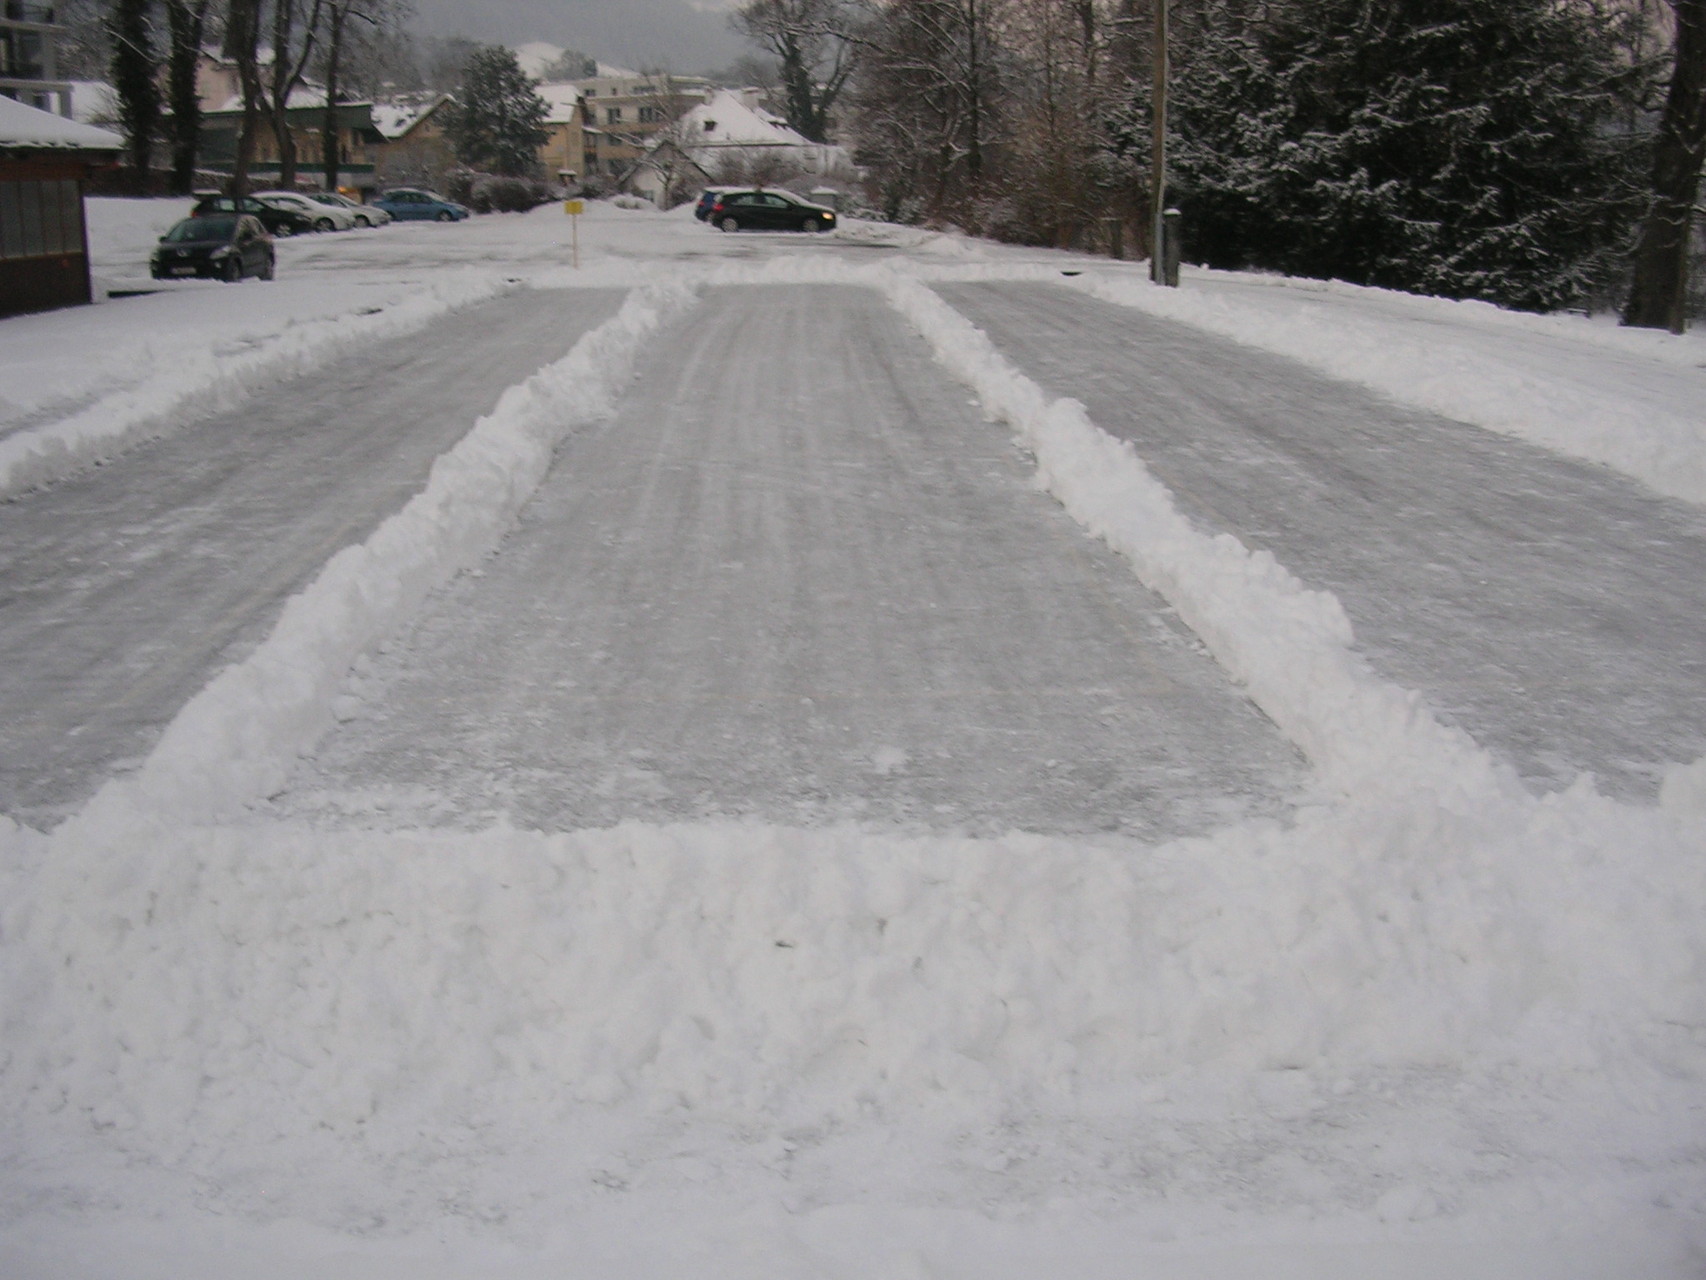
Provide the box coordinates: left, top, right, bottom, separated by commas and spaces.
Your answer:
707, 189, 836, 233
192, 193, 315, 237
151, 214, 275, 282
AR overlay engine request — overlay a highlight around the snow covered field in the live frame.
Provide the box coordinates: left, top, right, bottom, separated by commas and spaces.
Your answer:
1, 197, 1703, 1277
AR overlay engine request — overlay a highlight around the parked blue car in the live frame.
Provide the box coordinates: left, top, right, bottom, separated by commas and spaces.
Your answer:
372, 188, 471, 222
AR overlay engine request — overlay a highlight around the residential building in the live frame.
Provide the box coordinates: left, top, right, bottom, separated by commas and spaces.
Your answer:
569, 70, 713, 179
629, 88, 849, 206
0, 92, 122, 317
371, 94, 456, 190
1, 0, 70, 116
199, 87, 387, 194
534, 82, 585, 182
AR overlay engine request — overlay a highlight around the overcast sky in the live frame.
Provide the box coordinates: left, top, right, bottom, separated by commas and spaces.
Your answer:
408, 0, 750, 76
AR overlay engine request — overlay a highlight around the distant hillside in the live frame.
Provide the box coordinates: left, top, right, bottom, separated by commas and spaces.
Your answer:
513, 41, 635, 83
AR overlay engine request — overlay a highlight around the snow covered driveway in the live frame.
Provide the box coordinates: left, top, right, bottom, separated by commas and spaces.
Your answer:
278, 284, 1306, 837
935, 280, 1706, 800
0, 287, 623, 825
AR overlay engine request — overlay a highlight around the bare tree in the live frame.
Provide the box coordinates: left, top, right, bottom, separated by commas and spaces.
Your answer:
264, 0, 331, 189
851, 0, 1010, 225
316, 0, 407, 190
223, 0, 266, 194
732, 0, 863, 141
1624, 0, 1706, 331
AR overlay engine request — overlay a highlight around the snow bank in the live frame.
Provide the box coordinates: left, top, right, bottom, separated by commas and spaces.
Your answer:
0, 270, 514, 499
7, 792, 1704, 1165
1072, 271, 1706, 507
62, 281, 696, 826
881, 273, 1502, 802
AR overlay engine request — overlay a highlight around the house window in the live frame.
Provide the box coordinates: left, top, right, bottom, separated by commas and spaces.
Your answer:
703, 119, 716, 132
638, 106, 661, 124
605, 107, 622, 124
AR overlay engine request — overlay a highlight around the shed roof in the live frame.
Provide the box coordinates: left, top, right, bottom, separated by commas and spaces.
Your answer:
0, 94, 125, 151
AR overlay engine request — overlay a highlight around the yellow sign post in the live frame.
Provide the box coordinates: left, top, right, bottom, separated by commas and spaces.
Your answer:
563, 199, 584, 269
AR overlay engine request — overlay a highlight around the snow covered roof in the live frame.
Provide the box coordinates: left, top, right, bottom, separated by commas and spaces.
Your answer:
211, 86, 330, 113
370, 94, 454, 140
0, 93, 124, 151
68, 81, 118, 127
535, 82, 582, 126
678, 89, 812, 149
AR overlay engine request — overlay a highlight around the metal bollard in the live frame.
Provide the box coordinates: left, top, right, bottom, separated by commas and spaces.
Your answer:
1161, 207, 1182, 287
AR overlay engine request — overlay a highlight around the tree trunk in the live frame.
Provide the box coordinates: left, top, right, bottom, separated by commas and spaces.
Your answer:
225, 0, 264, 195
107, 0, 159, 182
1624, 0, 1706, 333
163, 0, 208, 195
322, 6, 346, 191
271, 0, 299, 190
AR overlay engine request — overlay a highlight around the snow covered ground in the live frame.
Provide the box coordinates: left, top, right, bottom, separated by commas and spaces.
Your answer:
1, 197, 1703, 1277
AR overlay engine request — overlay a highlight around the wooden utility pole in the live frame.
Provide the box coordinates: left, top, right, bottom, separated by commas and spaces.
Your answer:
1150, 0, 1169, 285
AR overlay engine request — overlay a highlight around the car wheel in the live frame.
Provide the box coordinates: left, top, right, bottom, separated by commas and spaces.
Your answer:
355, 214, 371, 227
222, 256, 242, 283
258, 253, 275, 281
315, 217, 335, 232
719, 215, 740, 233
436, 210, 454, 222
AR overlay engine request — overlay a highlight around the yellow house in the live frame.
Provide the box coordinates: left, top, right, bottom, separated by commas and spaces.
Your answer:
371, 94, 457, 189
534, 83, 585, 181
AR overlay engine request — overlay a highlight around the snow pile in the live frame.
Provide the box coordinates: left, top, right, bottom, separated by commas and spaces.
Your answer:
82, 195, 191, 282
882, 274, 1502, 800
0, 269, 514, 498
65, 280, 695, 826
5, 791, 1702, 1177
1073, 270, 1706, 506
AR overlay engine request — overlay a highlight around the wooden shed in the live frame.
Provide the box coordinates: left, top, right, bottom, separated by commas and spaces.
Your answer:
0, 93, 122, 319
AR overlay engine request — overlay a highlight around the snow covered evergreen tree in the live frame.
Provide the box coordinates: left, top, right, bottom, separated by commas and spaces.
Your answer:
1167, 0, 1645, 311
447, 46, 551, 177
106, 0, 161, 181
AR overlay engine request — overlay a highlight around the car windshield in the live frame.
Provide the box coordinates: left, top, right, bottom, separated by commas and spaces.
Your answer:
165, 217, 235, 242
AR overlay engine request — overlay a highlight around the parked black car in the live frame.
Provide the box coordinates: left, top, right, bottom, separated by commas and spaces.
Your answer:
706, 189, 836, 233
151, 214, 275, 282
192, 193, 315, 237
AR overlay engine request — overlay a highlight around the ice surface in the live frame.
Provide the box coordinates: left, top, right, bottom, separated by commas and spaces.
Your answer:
277, 284, 1305, 838
0, 289, 625, 825
934, 280, 1706, 800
